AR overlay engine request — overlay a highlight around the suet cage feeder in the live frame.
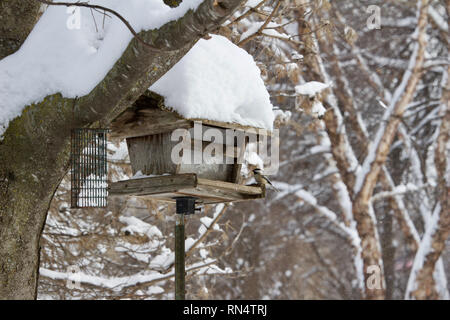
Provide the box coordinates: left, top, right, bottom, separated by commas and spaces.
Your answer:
70, 128, 109, 208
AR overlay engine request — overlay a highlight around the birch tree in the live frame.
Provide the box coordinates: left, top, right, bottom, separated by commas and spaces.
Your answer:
212, 0, 449, 300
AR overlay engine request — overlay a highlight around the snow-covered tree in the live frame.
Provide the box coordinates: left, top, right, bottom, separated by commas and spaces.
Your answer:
0, 0, 246, 299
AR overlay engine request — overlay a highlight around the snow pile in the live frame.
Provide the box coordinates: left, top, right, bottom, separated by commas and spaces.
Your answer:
295, 81, 330, 97
0, 0, 203, 136
117, 215, 165, 263
295, 81, 330, 117
108, 141, 129, 163
119, 215, 163, 239
245, 0, 263, 7
311, 100, 327, 117
150, 35, 275, 130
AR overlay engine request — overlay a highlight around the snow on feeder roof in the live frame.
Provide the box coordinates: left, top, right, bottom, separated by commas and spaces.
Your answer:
108, 36, 274, 204
150, 35, 275, 131
108, 89, 269, 204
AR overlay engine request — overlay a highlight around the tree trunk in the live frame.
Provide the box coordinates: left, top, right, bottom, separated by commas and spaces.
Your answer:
0, 127, 69, 299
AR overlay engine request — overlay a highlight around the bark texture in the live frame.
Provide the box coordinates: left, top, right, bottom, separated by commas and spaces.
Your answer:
0, 0, 42, 59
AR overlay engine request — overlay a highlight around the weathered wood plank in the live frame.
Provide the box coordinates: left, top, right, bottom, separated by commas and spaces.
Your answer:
108, 173, 197, 196
110, 104, 193, 140
176, 189, 235, 202
179, 187, 244, 202
126, 132, 178, 176
133, 193, 233, 205
189, 118, 273, 136
231, 134, 248, 184
108, 174, 264, 203
178, 163, 234, 181
197, 178, 263, 195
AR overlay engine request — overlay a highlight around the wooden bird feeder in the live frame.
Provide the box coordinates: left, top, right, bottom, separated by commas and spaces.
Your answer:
104, 90, 272, 300
108, 91, 268, 204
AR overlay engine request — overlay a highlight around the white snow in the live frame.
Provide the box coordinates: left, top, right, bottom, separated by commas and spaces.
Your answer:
185, 237, 196, 251
0, 0, 204, 136
131, 171, 171, 179
405, 204, 441, 299
296, 190, 318, 206
147, 286, 164, 294
108, 141, 129, 163
149, 247, 174, 270
239, 22, 289, 43
428, 6, 448, 33
150, 35, 275, 130
40, 267, 172, 290
274, 109, 292, 123
291, 52, 303, 60
119, 215, 163, 238
245, 0, 263, 7
295, 81, 330, 97
200, 216, 221, 231
198, 204, 224, 234
311, 100, 326, 117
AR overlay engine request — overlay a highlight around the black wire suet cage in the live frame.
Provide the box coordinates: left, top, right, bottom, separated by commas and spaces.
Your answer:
70, 128, 109, 208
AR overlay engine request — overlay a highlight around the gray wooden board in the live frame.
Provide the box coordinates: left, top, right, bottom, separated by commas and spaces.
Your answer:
126, 133, 179, 176
108, 174, 264, 203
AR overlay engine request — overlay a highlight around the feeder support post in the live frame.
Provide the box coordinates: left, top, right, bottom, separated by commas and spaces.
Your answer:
175, 212, 185, 300
174, 196, 199, 300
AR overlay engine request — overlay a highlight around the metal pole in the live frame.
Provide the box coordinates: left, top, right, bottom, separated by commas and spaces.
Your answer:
175, 213, 185, 300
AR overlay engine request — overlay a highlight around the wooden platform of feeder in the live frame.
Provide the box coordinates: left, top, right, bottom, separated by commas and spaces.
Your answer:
108, 173, 265, 204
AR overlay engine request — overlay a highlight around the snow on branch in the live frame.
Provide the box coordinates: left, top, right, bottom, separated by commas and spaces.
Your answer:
39, 258, 226, 292
238, 0, 281, 46
34, 0, 162, 51
405, 63, 450, 299
428, 5, 448, 33
405, 204, 449, 299
296, 189, 358, 245
186, 204, 228, 258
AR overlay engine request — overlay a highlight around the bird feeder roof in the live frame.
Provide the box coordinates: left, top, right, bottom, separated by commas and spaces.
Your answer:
109, 91, 271, 141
